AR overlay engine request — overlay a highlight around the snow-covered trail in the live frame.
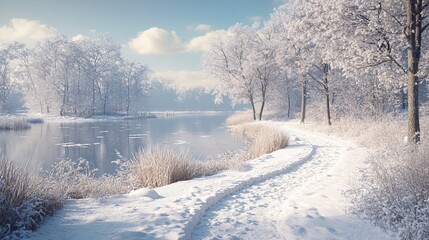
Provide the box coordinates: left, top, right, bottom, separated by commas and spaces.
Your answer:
26, 121, 393, 240
191, 122, 392, 240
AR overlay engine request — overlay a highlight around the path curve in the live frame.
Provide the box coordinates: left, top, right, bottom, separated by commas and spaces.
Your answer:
190, 122, 392, 240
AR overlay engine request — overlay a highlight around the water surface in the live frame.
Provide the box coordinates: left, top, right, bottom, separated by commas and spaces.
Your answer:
0, 113, 242, 175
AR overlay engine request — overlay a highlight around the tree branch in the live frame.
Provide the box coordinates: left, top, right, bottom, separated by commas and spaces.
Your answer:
381, 8, 404, 27
307, 72, 326, 88
422, 23, 429, 33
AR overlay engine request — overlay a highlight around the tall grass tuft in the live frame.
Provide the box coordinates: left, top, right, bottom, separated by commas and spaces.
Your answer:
130, 148, 204, 188
226, 111, 254, 126
130, 147, 245, 188
230, 123, 290, 159
0, 157, 62, 239
0, 117, 31, 131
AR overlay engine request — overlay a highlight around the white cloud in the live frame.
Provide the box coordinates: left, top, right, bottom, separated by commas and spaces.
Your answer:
0, 18, 57, 45
128, 27, 229, 55
71, 34, 90, 42
186, 30, 228, 52
194, 24, 212, 32
153, 70, 216, 90
128, 27, 184, 55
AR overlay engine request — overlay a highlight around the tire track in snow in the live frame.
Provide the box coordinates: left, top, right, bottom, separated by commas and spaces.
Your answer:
190, 128, 344, 240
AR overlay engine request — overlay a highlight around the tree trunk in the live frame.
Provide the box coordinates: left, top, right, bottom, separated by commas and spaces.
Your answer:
259, 100, 265, 121
249, 95, 257, 120
300, 78, 306, 124
259, 83, 266, 121
326, 92, 331, 126
287, 93, 291, 118
406, 0, 421, 143
323, 64, 331, 126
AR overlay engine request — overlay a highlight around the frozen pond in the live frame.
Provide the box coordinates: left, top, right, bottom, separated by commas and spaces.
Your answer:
0, 113, 243, 175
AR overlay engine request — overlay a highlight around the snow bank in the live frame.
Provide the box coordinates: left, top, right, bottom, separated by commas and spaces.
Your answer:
26, 121, 392, 240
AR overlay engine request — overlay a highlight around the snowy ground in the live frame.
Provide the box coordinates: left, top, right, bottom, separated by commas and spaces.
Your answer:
26, 121, 393, 240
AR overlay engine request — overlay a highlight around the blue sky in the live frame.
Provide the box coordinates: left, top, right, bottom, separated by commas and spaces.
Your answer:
0, 0, 286, 88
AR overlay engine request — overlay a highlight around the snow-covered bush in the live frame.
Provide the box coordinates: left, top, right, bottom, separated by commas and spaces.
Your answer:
0, 157, 62, 239
347, 143, 429, 239
230, 122, 289, 159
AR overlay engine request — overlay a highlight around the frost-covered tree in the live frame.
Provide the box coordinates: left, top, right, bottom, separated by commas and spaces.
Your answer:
338, 0, 429, 142
204, 24, 260, 120
12, 34, 151, 116
271, 0, 341, 124
204, 23, 283, 120
120, 61, 150, 115
251, 21, 284, 120
0, 42, 27, 113
79, 34, 123, 115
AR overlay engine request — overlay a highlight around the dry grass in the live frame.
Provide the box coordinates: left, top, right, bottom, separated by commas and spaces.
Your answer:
0, 117, 31, 131
230, 122, 290, 159
0, 157, 62, 239
130, 147, 245, 188
226, 111, 254, 126
44, 158, 133, 199
131, 147, 205, 188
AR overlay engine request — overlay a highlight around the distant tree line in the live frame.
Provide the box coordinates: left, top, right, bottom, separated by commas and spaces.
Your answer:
0, 34, 150, 116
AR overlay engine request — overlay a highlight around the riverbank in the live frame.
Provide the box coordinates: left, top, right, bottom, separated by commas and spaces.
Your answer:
24, 111, 235, 123
24, 120, 392, 240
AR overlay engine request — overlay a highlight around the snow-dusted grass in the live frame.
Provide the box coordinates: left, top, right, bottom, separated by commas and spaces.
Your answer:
44, 159, 133, 199
0, 157, 62, 239
296, 115, 429, 239
226, 111, 254, 126
230, 122, 290, 159
130, 147, 243, 188
0, 117, 31, 131
347, 143, 429, 239
300, 115, 406, 148
131, 148, 203, 188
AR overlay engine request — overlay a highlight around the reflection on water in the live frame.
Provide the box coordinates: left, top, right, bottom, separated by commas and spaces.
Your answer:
0, 113, 243, 175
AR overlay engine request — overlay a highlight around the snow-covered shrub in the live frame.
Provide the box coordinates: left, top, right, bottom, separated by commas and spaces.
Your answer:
0, 157, 62, 239
347, 143, 429, 239
230, 122, 289, 159
226, 111, 254, 126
